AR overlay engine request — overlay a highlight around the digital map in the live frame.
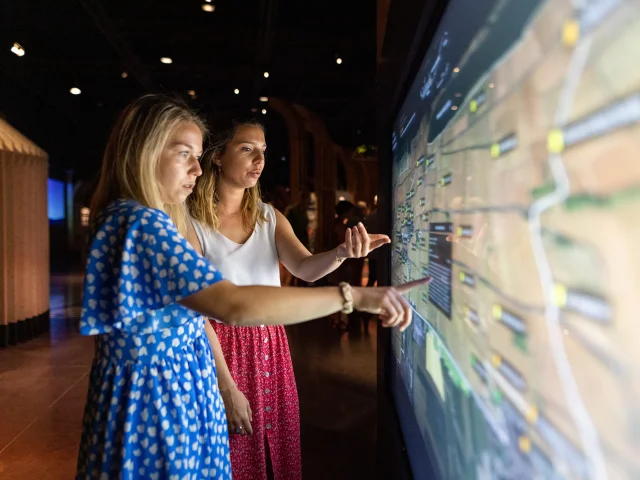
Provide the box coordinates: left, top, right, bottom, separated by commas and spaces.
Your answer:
391, 1, 640, 479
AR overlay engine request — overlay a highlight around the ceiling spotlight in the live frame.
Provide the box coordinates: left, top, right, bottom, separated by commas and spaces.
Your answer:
259, 96, 268, 102
70, 87, 81, 95
489, 82, 495, 88
202, 4, 215, 12
11, 42, 25, 57
160, 57, 173, 64
187, 89, 196, 98
451, 105, 458, 111
336, 57, 342, 65
234, 88, 240, 94
205, 0, 212, 2
263, 71, 269, 78
121, 71, 128, 79
261, 108, 267, 114
453, 67, 460, 73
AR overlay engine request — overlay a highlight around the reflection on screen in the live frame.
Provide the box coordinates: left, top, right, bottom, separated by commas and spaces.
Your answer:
390, 1, 640, 479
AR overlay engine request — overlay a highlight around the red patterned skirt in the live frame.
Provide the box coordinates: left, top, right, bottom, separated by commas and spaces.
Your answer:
212, 321, 301, 480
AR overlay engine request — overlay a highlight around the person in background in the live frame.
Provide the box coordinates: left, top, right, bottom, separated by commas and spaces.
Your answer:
186, 118, 396, 480
285, 189, 311, 285
78, 94, 427, 478
285, 189, 311, 250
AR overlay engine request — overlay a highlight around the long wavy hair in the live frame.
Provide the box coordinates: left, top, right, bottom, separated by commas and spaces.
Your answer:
89, 93, 207, 235
187, 118, 267, 232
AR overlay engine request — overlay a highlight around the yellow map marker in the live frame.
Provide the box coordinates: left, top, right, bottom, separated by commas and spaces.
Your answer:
547, 129, 564, 153
563, 20, 580, 47
553, 283, 568, 307
518, 436, 531, 453
459, 272, 466, 282
470, 100, 478, 113
492, 304, 502, 320
491, 143, 501, 158
525, 405, 539, 424
491, 354, 502, 368
457, 226, 463, 236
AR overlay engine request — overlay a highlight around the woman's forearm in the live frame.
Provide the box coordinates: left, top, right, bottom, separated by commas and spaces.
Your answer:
294, 248, 344, 282
203, 319, 235, 389
182, 281, 347, 327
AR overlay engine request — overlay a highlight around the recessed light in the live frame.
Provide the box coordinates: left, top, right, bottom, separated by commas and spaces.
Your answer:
234, 88, 240, 94
261, 109, 267, 114
187, 90, 196, 98
70, 87, 81, 95
263, 71, 269, 78
160, 57, 173, 64
202, 4, 215, 12
11, 42, 25, 57
336, 57, 342, 65
121, 71, 128, 79
453, 67, 460, 73
259, 96, 268, 102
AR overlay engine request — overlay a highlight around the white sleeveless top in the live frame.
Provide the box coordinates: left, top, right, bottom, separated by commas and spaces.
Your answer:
192, 201, 281, 291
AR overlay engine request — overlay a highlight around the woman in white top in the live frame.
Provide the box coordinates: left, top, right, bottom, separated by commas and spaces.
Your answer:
186, 119, 391, 480
78, 93, 427, 479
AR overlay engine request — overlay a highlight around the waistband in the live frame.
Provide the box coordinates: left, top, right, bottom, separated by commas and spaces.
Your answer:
95, 320, 205, 363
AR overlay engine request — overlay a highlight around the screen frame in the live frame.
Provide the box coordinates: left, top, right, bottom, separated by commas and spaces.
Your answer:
376, 1, 452, 478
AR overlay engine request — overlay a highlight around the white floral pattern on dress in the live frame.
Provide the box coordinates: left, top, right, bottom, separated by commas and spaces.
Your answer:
76, 199, 232, 480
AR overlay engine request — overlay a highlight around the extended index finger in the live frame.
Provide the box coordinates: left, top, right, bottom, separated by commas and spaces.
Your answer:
395, 276, 432, 294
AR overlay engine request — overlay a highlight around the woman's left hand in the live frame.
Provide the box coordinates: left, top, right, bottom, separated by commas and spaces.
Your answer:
336, 222, 391, 259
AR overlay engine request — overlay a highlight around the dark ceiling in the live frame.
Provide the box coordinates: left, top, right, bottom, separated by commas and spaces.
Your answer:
0, 0, 376, 185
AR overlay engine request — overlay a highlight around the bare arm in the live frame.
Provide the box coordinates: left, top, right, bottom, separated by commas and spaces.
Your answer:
203, 319, 235, 389
180, 278, 430, 331
203, 319, 254, 435
182, 281, 345, 326
274, 209, 390, 283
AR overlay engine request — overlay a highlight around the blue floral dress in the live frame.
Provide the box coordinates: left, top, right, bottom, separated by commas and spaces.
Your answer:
76, 199, 232, 480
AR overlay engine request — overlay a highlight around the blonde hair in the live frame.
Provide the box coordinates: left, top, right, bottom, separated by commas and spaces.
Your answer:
89, 93, 207, 235
188, 119, 267, 232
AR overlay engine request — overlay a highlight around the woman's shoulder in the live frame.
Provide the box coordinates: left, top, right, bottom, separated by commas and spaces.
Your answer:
94, 199, 174, 235
260, 201, 277, 220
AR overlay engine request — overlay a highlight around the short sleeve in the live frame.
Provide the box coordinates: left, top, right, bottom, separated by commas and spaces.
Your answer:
80, 200, 224, 335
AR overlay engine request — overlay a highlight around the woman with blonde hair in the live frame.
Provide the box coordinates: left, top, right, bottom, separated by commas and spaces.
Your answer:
186, 118, 394, 480
77, 94, 428, 479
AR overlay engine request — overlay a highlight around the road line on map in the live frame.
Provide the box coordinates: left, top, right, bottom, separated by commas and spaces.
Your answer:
527, 31, 607, 480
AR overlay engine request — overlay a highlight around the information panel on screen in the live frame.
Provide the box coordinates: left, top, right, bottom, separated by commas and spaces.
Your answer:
390, 1, 640, 479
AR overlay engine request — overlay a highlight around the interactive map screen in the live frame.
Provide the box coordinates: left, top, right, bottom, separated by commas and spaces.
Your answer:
390, 1, 640, 479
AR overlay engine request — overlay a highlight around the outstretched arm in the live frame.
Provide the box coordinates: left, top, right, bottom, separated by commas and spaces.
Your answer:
180, 277, 430, 332
274, 209, 390, 282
